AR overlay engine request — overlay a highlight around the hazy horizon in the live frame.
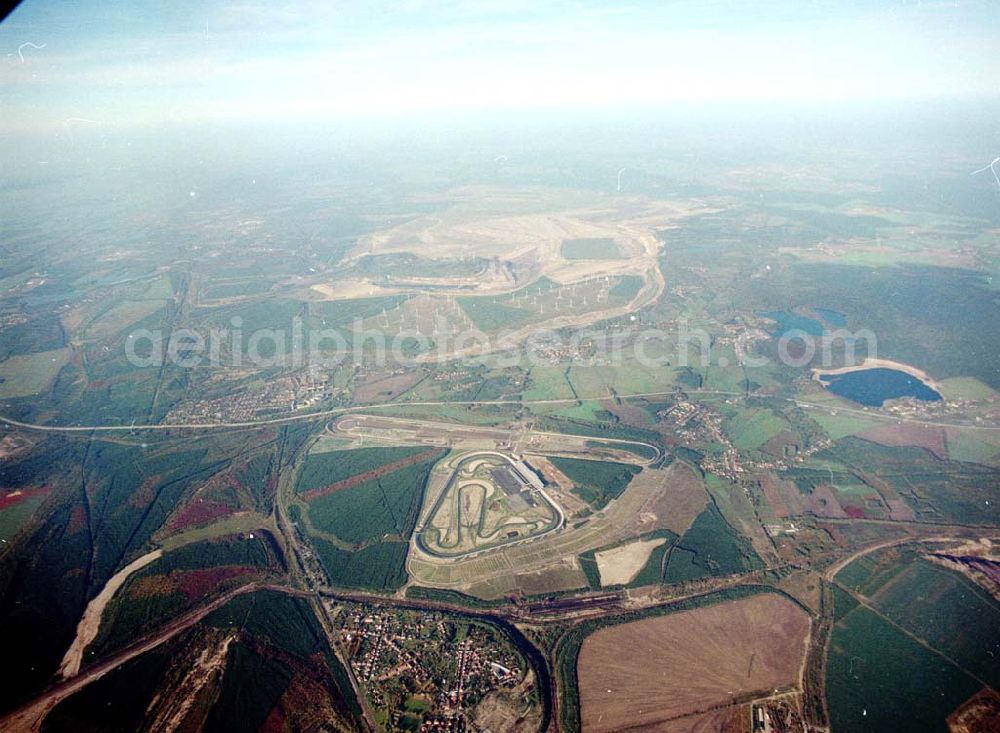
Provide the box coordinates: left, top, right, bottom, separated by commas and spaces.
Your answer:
2, 0, 998, 134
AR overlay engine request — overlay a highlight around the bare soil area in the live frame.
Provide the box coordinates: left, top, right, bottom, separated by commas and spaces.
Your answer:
620, 464, 708, 536
947, 687, 1000, 733
578, 593, 811, 733
858, 422, 948, 459
595, 537, 668, 586
58, 549, 163, 679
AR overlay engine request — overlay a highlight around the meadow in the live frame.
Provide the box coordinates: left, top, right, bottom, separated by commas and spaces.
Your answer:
313, 537, 410, 591
0, 348, 70, 398
826, 605, 981, 733
304, 457, 438, 545
548, 457, 641, 509
294, 446, 430, 496
663, 503, 763, 583
725, 407, 789, 451
828, 548, 1000, 731
870, 559, 1000, 688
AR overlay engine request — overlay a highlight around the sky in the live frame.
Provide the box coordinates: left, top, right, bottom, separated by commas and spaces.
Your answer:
0, 0, 998, 132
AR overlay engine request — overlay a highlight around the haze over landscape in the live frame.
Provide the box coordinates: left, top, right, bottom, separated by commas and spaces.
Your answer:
1, 2, 999, 733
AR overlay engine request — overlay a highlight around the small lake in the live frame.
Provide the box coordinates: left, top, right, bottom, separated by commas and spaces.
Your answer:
761, 310, 824, 337
812, 307, 847, 328
819, 368, 942, 407
762, 308, 848, 337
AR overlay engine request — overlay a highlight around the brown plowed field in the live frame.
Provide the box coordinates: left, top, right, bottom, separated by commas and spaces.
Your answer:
858, 423, 947, 459
578, 594, 810, 732
623, 463, 707, 536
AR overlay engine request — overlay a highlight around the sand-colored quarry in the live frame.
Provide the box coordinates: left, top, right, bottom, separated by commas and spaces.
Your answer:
346, 190, 699, 296
289, 189, 714, 360
594, 537, 668, 586
309, 279, 399, 300
58, 549, 163, 679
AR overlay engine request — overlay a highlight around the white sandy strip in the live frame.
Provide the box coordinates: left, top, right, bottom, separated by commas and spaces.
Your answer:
812, 358, 941, 391
58, 549, 163, 679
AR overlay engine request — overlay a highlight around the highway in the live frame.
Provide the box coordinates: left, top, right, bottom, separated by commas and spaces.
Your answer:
3, 388, 998, 435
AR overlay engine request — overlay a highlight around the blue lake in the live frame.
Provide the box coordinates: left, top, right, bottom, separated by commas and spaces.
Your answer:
761, 310, 824, 337
812, 307, 847, 328
819, 368, 942, 407
762, 308, 848, 337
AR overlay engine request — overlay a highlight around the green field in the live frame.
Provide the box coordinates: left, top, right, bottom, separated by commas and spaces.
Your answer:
535, 415, 661, 456
809, 410, 881, 440
826, 605, 981, 733
608, 274, 644, 300
313, 537, 410, 591
0, 348, 70, 398
523, 366, 577, 402
0, 315, 65, 360
945, 431, 1000, 465
0, 494, 47, 542
725, 408, 788, 451
549, 456, 641, 510
566, 362, 660, 398
352, 253, 487, 279
699, 343, 743, 394
310, 294, 411, 327
936, 376, 999, 401
829, 549, 1000, 732
544, 401, 602, 422
663, 503, 763, 583
295, 446, 429, 495
86, 299, 168, 340
869, 559, 1000, 688
835, 545, 923, 597
822, 438, 1000, 525
198, 299, 304, 345
304, 457, 437, 545
201, 279, 279, 299
457, 297, 534, 332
